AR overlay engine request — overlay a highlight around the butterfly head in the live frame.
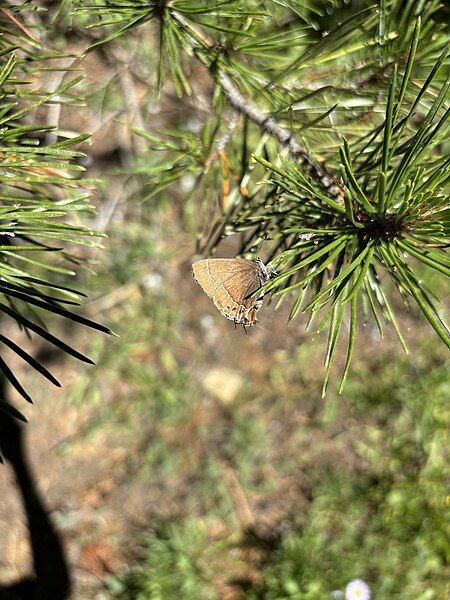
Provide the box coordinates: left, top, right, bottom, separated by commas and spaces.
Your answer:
255, 257, 277, 282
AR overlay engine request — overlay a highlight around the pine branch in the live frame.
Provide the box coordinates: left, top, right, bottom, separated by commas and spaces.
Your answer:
0, 9, 113, 412
169, 9, 344, 199
217, 71, 342, 199
72, 1, 449, 392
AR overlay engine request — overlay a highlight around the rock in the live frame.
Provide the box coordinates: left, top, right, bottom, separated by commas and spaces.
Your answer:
202, 368, 245, 405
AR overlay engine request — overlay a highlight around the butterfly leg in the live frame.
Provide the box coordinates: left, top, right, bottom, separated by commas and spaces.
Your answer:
234, 319, 237, 332
242, 324, 248, 335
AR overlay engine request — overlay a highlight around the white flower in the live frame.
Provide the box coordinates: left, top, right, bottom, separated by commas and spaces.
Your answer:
345, 579, 371, 600
142, 273, 162, 290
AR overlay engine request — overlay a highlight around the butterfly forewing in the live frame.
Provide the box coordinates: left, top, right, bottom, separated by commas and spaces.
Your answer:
192, 258, 269, 326
193, 259, 260, 300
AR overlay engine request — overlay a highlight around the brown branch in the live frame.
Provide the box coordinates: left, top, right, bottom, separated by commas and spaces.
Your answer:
217, 71, 342, 199
172, 11, 343, 200
0, 6, 40, 43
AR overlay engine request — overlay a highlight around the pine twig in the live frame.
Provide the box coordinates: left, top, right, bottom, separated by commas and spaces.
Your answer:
171, 10, 343, 201
217, 71, 343, 200
0, 7, 40, 43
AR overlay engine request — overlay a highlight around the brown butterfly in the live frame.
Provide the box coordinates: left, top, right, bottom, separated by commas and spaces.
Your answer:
192, 257, 275, 329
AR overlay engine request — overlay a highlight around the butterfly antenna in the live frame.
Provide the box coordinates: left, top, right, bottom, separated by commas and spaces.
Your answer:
256, 234, 268, 255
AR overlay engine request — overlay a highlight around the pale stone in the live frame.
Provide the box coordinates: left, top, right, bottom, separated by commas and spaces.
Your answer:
202, 368, 245, 404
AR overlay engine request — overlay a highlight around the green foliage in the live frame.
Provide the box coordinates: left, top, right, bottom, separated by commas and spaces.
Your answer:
110, 519, 220, 600
0, 7, 111, 418
106, 343, 449, 599
75, 0, 450, 390
251, 357, 450, 599
0, 2, 447, 596
248, 43, 449, 393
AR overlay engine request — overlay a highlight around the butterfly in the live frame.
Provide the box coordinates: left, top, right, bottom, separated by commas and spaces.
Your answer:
192, 257, 275, 329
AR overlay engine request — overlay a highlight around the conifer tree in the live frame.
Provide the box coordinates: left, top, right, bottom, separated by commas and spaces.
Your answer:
0, 4, 112, 425
0, 0, 448, 426
78, 0, 449, 393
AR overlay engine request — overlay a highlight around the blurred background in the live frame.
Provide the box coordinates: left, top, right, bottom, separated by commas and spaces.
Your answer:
0, 2, 449, 599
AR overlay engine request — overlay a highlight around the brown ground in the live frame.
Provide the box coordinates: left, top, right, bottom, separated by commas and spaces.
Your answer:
0, 226, 425, 599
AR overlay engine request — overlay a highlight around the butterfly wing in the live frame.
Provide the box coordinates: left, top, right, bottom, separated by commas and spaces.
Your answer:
192, 258, 261, 321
